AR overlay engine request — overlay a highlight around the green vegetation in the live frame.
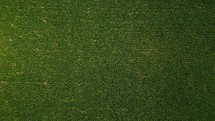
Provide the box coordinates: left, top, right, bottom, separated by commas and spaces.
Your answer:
0, 0, 214, 120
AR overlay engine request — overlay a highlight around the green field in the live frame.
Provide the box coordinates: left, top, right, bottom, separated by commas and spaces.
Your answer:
0, 0, 215, 120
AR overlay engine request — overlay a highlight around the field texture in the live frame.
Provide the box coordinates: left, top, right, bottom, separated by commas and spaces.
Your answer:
0, 0, 215, 120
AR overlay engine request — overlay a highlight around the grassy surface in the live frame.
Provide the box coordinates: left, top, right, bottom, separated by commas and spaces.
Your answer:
0, 0, 215, 120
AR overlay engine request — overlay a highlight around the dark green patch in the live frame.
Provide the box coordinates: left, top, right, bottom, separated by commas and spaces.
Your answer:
0, 0, 214, 120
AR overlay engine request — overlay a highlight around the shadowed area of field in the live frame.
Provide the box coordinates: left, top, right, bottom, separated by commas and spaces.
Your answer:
0, 0, 214, 120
